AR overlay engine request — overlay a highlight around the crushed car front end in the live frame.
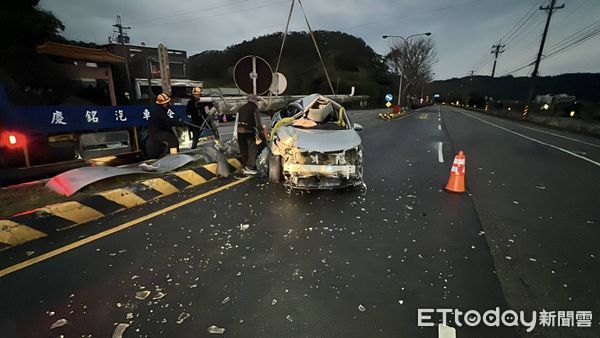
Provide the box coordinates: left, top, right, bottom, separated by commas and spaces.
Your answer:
281, 146, 364, 189
268, 94, 365, 190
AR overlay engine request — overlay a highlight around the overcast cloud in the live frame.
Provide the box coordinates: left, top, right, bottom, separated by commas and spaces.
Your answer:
39, 0, 600, 80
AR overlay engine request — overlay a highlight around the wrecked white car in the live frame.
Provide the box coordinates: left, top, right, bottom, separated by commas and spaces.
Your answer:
268, 94, 364, 189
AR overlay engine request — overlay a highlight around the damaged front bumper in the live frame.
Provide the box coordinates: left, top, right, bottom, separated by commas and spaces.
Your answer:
281, 148, 364, 189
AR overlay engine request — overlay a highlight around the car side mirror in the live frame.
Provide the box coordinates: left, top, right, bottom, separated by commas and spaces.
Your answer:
354, 123, 363, 131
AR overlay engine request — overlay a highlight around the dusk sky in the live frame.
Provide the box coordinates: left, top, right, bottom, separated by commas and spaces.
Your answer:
39, 0, 600, 80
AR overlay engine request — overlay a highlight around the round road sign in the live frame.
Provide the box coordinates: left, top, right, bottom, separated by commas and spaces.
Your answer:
269, 72, 287, 95
233, 55, 273, 95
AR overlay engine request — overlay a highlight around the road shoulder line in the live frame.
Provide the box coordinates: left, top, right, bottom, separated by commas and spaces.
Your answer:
456, 109, 600, 168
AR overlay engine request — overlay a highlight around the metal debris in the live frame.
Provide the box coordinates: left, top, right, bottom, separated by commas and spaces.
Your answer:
358, 304, 366, 312
50, 318, 68, 329
153, 292, 166, 300
135, 290, 151, 300
240, 224, 250, 231
112, 323, 129, 338
271, 299, 278, 305
286, 315, 293, 322
177, 312, 191, 324
207, 325, 225, 334
221, 297, 230, 304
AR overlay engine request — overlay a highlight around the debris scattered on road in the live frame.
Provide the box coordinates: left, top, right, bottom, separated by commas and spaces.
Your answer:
50, 318, 68, 329
221, 297, 230, 304
152, 292, 166, 300
535, 184, 546, 190
26, 251, 35, 256
529, 258, 537, 262
358, 304, 366, 312
46, 311, 55, 316
505, 256, 512, 260
112, 323, 129, 338
240, 223, 250, 231
177, 312, 191, 324
405, 205, 414, 210
135, 290, 151, 300
512, 200, 520, 205
126, 313, 133, 320
398, 300, 404, 305
471, 245, 476, 249
271, 299, 277, 305
286, 315, 293, 322
207, 325, 225, 334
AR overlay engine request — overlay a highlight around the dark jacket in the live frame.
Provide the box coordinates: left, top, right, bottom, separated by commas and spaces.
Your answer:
237, 102, 259, 133
148, 104, 183, 134
186, 98, 213, 126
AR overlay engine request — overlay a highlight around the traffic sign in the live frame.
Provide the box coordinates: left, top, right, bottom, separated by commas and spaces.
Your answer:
386, 101, 392, 108
385, 93, 393, 102
233, 55, 273, 95
269, 72, 287, 95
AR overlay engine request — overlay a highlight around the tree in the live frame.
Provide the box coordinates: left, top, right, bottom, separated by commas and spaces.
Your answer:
384, 38, 436, 102
188, 31, 395, 106
0, 0, 66, 104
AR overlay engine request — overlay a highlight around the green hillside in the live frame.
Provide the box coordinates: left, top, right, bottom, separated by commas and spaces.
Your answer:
188, 31, 396, 105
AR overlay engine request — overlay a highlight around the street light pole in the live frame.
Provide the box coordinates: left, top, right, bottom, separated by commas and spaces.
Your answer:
382, 32, 431, 110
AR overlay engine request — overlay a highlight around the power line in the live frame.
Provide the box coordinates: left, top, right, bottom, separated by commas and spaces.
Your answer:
544, 17, 600, 54
502, 12, 545, 50
340, 0, 484, 30
500, 19, 600, 77
471, 0, 543, 74
502, 4, 541, 44
129, 0, 250, 26
542, 23, 600, 60
135, 0, 290, 28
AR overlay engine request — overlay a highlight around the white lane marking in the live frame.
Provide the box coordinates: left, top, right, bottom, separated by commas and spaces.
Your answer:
438, 324, 457, 338
438, 125, 442, 131
506, 120, 600, 148
437, 142, 444, 163
456, 109, 600, 168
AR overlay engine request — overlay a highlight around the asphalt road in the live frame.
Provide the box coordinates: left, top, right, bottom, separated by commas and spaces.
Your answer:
1, 105, 598, 337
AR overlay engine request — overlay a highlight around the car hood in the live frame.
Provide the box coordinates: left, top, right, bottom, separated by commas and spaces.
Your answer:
277, 126, 361, 152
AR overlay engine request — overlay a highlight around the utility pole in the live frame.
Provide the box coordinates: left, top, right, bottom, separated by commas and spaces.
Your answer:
490, 41, 505, 78
532, 0, 564, 78
468, 70, 475, 77
113, 15, 132, 101
526, 0, 564, 107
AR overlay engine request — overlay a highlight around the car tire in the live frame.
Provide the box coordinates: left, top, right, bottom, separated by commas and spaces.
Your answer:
269, 154, 282, 183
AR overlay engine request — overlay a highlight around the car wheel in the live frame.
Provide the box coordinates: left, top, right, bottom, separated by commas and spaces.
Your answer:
269, 154, 282, 183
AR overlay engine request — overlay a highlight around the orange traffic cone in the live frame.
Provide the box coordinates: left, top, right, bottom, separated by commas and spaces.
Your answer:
445, 151, 466, 193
